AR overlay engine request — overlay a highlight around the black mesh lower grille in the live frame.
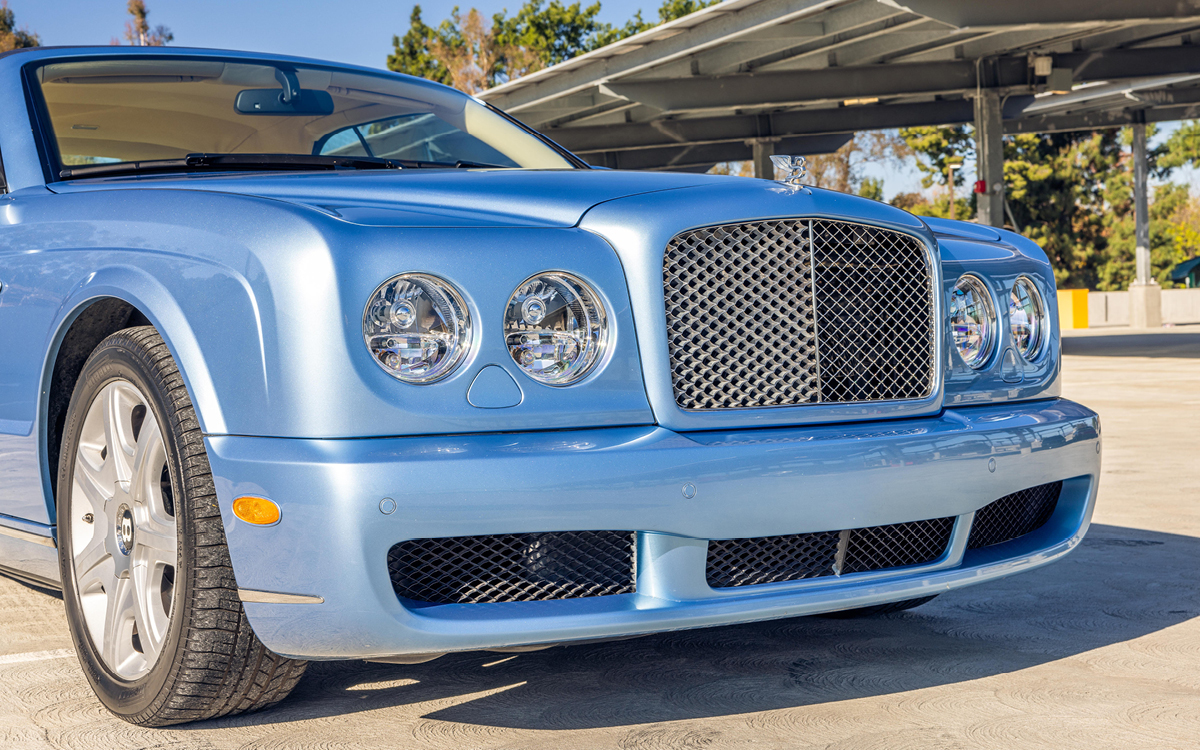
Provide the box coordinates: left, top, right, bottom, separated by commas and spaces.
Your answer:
842, 517, 956, 574
968, 482, 1063, 549
706, 517, 955, 589
707, 531, 841, 588
388, 531, 635, 604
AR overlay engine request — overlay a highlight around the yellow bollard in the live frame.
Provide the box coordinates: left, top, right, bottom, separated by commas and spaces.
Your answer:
1057, 289, 1089, 329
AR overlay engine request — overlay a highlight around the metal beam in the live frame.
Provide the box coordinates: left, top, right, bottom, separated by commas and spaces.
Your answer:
551, 99, 979, 153
483, 0, 853, 111
1005, 98, 1200, 133
583, 132, 852, 170
883, 0, 1200, 28
751, 139, 778, 178
600, 46, 1200, 114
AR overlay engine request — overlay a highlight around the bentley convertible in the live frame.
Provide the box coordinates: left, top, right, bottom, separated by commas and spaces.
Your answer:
0, 46, 1100, 726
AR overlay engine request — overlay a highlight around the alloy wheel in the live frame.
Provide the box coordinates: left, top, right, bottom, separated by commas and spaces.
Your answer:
68, 379, 178, 680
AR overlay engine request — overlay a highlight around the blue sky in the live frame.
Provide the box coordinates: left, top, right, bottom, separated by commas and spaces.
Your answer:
14, 1, 1193, 198
14, 0, 649, 68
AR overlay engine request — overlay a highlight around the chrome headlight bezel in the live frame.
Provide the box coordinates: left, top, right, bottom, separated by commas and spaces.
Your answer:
950, 273, 997, 370
1009, 275, 1048, 361
362, 272, 472, 384
503, 271, 609, 386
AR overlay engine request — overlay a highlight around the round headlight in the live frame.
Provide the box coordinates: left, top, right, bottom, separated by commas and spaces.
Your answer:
504, 272, 608, 385
363, 273, 471, 383
1009, 276, 1047, 360
950, 274, 996, 369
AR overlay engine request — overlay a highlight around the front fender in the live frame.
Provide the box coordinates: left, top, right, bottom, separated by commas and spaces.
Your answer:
46, 259, 267, 436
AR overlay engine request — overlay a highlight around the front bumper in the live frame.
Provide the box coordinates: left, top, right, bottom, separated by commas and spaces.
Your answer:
205, 398, 1100, 660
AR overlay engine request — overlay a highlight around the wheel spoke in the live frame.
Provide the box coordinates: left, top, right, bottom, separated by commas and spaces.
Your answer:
101, 574, 135, 668
130, 415, 171, 524
72, 447, 111, 512
74, 535, 114, 593
101, 384, 138, 483
130, 561, 169, 662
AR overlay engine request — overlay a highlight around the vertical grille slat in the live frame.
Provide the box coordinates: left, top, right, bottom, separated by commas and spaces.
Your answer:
706, 517, 955, 589
664, 218, 935, 411
387, 531, 636, 604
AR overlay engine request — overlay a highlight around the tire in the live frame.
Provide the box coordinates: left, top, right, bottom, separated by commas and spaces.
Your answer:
820, 595, 939, 619
57, 326, 307, 726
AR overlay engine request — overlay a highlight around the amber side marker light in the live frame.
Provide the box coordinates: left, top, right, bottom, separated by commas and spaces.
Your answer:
233, 496, 281, 526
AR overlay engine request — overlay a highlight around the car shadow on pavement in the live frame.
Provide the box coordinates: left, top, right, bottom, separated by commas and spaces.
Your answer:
185, 523, 1198, 732
1062, 332, 1200, 358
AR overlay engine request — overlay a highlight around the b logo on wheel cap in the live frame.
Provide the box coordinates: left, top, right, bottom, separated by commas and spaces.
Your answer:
116, 504, 135, 556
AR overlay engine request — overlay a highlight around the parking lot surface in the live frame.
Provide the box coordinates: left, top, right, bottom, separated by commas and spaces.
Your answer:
3, 326, 1198, 749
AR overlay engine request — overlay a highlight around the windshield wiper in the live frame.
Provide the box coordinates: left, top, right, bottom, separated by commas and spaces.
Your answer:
59, 153, 407, 179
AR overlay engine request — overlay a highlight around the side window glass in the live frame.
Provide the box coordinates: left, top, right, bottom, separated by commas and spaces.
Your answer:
318, 129, 369, 157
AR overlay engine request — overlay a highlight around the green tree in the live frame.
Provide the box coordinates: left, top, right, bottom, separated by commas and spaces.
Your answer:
899, 125, 974, 187
857, 176, 884, 202
1, 1, 40, 51
1157, 120, 1200, 172
656, 0, 719, 22
123, 0, 173, 46
591, 10, 653, 48
1099, 172, 1195, 290
388, 5, 453, 85
493, 1, 608, 72
390, 0, 725, 91
1005, 131, 1122, 288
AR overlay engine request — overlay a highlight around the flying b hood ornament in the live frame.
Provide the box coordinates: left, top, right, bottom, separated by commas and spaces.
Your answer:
769, 154, 809, 186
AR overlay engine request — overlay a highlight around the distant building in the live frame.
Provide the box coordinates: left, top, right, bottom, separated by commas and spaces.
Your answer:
1170, 257, 1200, 288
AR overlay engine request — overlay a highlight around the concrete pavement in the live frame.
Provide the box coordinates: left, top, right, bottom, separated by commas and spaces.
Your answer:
2, 326, 1198, 749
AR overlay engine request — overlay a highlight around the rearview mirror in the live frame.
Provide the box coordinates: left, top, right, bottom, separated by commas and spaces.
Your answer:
235, 88, 334, 115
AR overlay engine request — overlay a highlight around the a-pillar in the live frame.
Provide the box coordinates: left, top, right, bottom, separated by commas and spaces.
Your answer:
1130, 120, 1163, 328
973, 90, 1005, 227
750, 139, 778, 180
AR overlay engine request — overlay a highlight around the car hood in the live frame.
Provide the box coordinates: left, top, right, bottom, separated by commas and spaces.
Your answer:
47, 168, 721, 228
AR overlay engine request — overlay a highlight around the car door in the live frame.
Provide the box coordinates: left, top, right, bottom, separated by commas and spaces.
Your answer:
0, 150, 54, 526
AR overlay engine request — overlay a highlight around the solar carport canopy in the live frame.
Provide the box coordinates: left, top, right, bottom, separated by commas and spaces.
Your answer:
479, 0, 1200, 173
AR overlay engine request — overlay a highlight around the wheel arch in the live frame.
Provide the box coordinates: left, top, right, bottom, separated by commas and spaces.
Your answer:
41, 269, 234, 520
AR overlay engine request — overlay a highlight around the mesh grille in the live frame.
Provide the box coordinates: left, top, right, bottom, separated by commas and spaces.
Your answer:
388, 531, 635, 604
968, 482, 1063, 549
707, 531, 840, 588
663, 218, 934, 410
707, 517, 955, 589
842, 517, 956, 574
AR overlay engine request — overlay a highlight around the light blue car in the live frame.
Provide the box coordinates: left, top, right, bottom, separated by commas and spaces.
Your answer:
0, 46, 1100, 726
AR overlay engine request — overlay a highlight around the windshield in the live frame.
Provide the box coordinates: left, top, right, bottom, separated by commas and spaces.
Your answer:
30, 57, 576, 176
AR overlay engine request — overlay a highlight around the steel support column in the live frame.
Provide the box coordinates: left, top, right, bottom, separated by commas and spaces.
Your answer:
1133, 122, 1152, 284
750, 139, 778, 179
974, 90, 1005, 227
1130, 120, 1163, 328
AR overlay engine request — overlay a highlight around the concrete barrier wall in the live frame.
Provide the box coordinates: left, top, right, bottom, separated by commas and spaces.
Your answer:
1089, 291, 1130, 327
1089, 288, 1200, 327
1163, 288, 1200, 324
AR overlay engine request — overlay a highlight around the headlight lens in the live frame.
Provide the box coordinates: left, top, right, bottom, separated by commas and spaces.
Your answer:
950, 274, 996, 369
1009, 276, 1047, 360
363, 273, 471, 383
504, 272, 608, 385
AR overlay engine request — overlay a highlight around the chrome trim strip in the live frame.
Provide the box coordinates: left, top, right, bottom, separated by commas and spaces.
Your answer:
0, 516, 56, 548
237, 588, 324, 604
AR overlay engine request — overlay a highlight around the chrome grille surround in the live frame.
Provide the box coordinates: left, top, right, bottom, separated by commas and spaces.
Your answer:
663, 218, 936, 410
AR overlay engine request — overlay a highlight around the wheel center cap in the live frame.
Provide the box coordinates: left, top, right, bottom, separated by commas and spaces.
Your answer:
115, 503, 135, 556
